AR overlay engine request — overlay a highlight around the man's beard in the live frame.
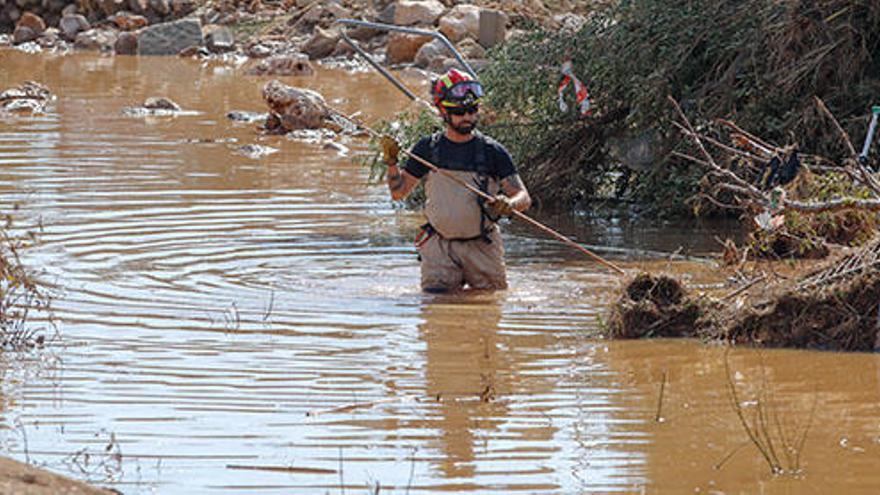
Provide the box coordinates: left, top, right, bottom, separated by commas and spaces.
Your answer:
451, 119, 476, 134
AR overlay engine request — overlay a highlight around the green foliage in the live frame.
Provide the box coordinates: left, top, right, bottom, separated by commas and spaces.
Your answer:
475, 0, 880, 215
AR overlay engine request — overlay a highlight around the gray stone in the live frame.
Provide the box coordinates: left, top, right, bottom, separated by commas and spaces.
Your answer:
478, 8, 507, 49
137, 18, 202, 55
439, 4, 479, 42
414, 38, 445, 68
59, 14, 90, 42
12, 25, 37, 44
204, 24, 234, 53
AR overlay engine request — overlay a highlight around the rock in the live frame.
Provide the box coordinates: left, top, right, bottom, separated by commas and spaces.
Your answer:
204, 24, 234, 53
393, 0, 445, 26
0, 81, 52, 102
438, 4, 479, 42
428, 55, 456, 74
376, 3, 394, 24
59, 14, 90, 42
114, 31, 138, 54
414, 37, 445, 68
12, 25, 38, 44
456, 37, 485, 59
1, 99, 44, 113
331, 38, 354, 57
227, 110, 267, 123
143, 96, 180, 110
386, 32, 431, 64
61, 4, 78, 16
245, 42, 271, 58
324, 2, 350, 20
149, 0, 170, 16
137, 18, 202, 56
74, 28, 117, 51
110, 11, 148, 30
16, 12, 45, 34
171, 0, 195, 16
0, 35, 12, 47
262, 80, 329, 131
99, 0, 126, 17
246, 54, 314, 76
128, 0, 149, 14
0, 81, 52, 114
478, 8, 507, 49
302, 26, 338, 59
236, 144, 278, 159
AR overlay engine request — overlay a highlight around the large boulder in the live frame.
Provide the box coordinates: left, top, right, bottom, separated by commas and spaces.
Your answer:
393, 0, 445, 26
137, 18, 202, 55
59, 14, 90, 42
438, 4, 479, 42
262, 80, 329, 131
386, 32, 431, 64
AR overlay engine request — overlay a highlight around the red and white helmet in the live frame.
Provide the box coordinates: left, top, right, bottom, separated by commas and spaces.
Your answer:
431, 68, 484, 108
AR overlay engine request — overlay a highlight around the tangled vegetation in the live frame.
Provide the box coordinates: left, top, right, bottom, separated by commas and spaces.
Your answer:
476, 0, 880, 214
0, 214, 53, 350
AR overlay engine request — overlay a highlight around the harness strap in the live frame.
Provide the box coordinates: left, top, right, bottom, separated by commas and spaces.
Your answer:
427, 131, 497, 243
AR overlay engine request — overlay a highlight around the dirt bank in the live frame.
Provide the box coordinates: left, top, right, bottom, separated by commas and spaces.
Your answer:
0, 456, 114, 495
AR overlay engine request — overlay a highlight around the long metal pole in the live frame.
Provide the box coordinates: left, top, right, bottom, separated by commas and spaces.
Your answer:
332, 108, 628, 276
336, 18, 477, 78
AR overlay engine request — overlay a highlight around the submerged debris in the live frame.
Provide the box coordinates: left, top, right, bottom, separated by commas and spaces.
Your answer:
0, 81, 53, 114
121, 96, 191, 117
607, 237, 880, 352
606, 273, 713, 339
235, 144, 278, 158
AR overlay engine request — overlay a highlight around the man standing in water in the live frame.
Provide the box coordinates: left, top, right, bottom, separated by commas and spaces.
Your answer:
381, 69, 532, 293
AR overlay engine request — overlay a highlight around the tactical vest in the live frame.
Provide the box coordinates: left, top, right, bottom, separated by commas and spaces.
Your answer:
423, 131, 501, 241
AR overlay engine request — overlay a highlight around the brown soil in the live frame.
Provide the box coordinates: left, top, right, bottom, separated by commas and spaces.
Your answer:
0, 457, 114, 495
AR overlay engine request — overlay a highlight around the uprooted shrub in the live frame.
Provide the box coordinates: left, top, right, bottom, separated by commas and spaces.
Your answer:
605, 273, 717, 339
476, 0, 880, 213
606, 237, 880, 351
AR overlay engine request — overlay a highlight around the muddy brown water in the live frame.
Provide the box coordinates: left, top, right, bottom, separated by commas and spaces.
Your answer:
1, 50, 879, 494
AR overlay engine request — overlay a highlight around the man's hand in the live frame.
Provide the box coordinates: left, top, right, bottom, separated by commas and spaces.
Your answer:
380, 135, 400, 165
487, 194, 515, 217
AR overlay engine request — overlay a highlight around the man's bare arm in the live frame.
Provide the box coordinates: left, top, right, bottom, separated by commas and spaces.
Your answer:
388, 164, 420, 201
500, 174, 532, 212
